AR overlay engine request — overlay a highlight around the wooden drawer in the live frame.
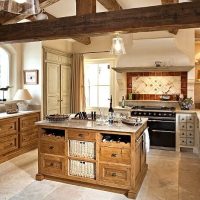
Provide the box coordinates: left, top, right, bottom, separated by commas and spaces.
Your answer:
186, 123, 194, 131
40, 139, 65, 155
186, 138, 194, 146
20, 128, 38, 147
180, 122, 186, 130
186, 115, 195, 123
179, 115, 186, 123
0, 118, 18, 137
180, 138, 187, 145
186, 131, 194, 138
19, 113, 40, 131
68, 129, 96, 141
180, 130, 187, 137
40, 154, 65, 175
99, 163, 130, 187
0, 135, 18, 155
100, 146, 130, 165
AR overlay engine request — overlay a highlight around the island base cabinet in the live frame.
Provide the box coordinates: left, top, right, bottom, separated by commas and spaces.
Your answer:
36, 125, 148, 199
99, 164, 131, 188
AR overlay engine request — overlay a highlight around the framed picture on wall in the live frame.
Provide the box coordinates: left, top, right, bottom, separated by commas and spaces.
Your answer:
24, 70, 39, 85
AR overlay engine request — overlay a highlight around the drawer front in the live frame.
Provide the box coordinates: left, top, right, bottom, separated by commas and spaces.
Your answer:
179, 115, 186, 123
180, 123, 186, 130
186, 131, 194, 138
0, 119, 18, 137
186, 138, 194, 146
0, 135, 18, 155
186, 115, 195, 123
180, 130, 187, 137
41, 154, 65, 175
99, 164, 130, 186
180, 138, 187, 145
100, 146, 130, 165
40, 139, 65, 155
186, 123, 194, 131
20, 128, 38, 147
20, 113, 40, 131
68, 129, 96, 141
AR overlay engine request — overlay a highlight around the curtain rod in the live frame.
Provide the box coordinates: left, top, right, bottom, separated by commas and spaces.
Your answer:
82, 50, 110, 55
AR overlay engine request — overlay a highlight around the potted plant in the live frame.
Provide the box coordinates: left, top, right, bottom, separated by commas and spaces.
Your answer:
179, 97, 193, 110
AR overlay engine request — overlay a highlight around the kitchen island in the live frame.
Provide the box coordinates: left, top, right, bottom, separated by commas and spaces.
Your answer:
35, 118, 148, 199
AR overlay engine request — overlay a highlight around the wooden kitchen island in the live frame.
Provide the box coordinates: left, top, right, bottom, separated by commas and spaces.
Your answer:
35, 119, 148, 199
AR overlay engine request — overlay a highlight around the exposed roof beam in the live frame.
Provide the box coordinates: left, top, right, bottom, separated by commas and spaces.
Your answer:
3, 0, 60, 25
97, 0, 122, 11
1, 2, 200, 43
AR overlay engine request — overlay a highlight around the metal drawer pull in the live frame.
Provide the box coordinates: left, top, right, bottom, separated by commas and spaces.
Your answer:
111, 153, 117, 157
50, 163, 54, 166
111, 173, 117, 177
49, 146, 54, 149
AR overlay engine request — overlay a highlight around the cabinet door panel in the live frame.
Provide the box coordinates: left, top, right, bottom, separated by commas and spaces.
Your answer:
47, 62, 60, 115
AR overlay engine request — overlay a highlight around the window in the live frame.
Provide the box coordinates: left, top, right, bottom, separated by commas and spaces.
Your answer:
0, 47, 9, 88
0, 47, 10, 100
84, 60, 112, 108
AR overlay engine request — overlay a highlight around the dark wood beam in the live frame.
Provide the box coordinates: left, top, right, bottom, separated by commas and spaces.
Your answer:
3, 0, 60, 25
1, 2, 200, 43
97, 0, 122, 11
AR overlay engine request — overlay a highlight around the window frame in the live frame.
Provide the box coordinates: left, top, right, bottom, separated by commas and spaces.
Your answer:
84, 58, 116, 110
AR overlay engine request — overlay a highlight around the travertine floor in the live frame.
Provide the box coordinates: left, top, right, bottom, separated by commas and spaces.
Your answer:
0, 149, 199, 200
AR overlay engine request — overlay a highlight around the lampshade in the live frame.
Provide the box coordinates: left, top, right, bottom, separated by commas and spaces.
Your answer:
110, 34, 126, 55
1, 0, 41, 15
13, 89, 32, 100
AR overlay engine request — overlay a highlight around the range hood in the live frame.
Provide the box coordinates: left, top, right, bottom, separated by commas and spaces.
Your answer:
114, 37, 194, 72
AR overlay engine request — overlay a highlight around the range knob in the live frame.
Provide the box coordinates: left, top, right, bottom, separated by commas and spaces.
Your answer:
158, 113, 162, 116
163, 113, 167, 116
153, 113, 156, 116
149, 113, 152, 116
138, 112, 142, 115
169, 113, 172, 117
133, 111, 137, 116
143, 112, 147, 116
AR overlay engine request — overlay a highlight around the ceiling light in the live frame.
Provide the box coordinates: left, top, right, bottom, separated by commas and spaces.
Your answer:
2, 0, 41, 15
110, 33, 126, 55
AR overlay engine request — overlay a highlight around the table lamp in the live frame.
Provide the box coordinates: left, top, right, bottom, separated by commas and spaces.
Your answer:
13, 89, 32, 111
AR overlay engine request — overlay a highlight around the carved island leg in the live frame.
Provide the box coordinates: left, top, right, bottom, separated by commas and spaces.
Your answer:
36, 173, 45, 181
127, 190, 137, 199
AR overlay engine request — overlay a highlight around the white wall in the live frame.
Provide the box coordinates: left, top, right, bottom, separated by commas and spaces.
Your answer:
42, 39, 73, 53
22, 42, 42, 106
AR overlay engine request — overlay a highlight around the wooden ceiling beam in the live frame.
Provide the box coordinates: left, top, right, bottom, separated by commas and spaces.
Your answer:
97, 0, 122, 11
3, 0, 60, 25
1, 2, 200, 43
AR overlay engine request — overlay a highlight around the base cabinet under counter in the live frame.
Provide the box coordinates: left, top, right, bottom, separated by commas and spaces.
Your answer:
0, 111, 40, 164
36, 121, 148, 199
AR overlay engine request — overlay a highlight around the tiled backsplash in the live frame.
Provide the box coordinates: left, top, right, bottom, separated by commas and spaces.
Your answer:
127, 72, 187, 100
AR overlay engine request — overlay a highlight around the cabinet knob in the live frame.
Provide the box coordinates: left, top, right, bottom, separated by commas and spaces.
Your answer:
50, 163, 54, 166
111, 153, 117, 157
111, 173, 117, 177
78, 134, 83, 137
49, 146, 54, 150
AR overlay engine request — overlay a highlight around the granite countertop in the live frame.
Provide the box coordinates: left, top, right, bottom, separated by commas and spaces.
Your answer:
0, 110, 40, 119
36, 118, 148, 133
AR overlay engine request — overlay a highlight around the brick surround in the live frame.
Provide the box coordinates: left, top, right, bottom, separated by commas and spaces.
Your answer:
127, 72, 187, 100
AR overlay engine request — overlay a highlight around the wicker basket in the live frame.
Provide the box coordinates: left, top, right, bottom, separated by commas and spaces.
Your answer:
45, 114, 69, 122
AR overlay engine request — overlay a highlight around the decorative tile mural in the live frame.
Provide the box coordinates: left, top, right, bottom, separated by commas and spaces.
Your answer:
127, 72, 188, 100
132, 76, 181, 95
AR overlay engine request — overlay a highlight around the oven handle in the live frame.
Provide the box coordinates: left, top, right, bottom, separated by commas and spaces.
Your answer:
148, 120, 175, 123
151, 129, 176, 133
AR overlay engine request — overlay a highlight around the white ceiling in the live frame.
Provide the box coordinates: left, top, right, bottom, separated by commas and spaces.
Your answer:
45, 0, 190, 18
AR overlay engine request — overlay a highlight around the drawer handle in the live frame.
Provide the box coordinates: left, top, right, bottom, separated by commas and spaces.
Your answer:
111, 153, 117, 157
49, 146, 54, 150
78, 134, 83, 137
10, 143, 13, 146
111, 173, 117, 177
50, 163, 54, 166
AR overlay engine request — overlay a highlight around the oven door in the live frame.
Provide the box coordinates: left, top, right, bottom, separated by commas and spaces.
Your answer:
147, 118, 175, 149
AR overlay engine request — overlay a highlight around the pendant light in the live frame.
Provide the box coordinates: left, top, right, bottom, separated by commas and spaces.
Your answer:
1, 0, 41, 15
110, 33, 126, 55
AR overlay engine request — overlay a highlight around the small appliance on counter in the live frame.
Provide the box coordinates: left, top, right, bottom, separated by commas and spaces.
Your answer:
74, 111, 96, 120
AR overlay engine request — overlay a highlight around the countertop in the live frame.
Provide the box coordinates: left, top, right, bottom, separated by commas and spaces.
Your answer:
35, 118, 148, 134
0, 110, 40, 119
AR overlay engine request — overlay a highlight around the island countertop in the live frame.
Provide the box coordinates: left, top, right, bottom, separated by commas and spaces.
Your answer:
35, 118, 148, 133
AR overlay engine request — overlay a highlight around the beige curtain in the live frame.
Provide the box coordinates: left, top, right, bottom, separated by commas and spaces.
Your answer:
70, 53, 86, 113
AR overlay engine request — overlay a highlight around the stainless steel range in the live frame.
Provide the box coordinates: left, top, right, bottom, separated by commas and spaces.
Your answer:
131, 106, 176, 150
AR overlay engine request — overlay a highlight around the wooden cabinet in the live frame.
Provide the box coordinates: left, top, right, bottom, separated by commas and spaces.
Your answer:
36, 124, 148, 199
43, 47, 72, 116
176, 113, 199, 153
0, 112, 40, 163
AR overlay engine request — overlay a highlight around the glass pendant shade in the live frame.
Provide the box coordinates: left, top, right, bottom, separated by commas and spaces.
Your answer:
0, 0, 41, 15
110, 34, 126, 55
